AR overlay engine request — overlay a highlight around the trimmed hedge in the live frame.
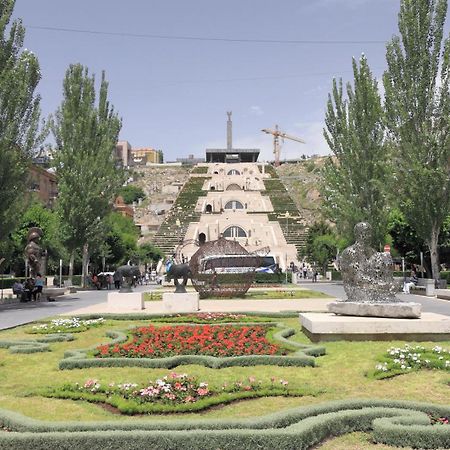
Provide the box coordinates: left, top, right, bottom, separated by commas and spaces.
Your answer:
0, 399, 449, 449
59, 323, 326, 370
254, 273, 292, 284
41, 387, 320, 415
0, 334, 74, 354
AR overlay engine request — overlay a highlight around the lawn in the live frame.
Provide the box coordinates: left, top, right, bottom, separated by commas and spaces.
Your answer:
144, 288, 331, 301
0, 314, 448, 449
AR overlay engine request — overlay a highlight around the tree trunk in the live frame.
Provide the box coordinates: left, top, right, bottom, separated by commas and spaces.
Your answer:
68, 251, 75, 286
427, 225, 440, 281
81, 243, 89, 288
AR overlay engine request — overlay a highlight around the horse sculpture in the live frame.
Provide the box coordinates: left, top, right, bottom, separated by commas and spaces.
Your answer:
166, 263, 192, 293
115, 265, 141, 293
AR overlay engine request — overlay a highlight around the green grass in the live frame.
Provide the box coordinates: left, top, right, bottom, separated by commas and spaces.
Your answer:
144, 288, 331, 301
0, 315, 449, 439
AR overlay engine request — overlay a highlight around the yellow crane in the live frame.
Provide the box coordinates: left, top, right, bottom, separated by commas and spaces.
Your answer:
261, 125, 305, 166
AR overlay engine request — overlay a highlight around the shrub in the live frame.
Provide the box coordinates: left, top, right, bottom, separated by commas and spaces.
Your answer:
93, 324, 283, 359
0, 399, 449, 449
59, 322, 326, 370
28, 317, 105, 334
39, 373, 317, 415
370, 344, 450, 379
0, 333, 74, 354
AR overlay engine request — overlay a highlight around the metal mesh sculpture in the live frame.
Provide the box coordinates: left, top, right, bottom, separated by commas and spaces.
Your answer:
189, 237, 260, 298
340, 222, 398, 303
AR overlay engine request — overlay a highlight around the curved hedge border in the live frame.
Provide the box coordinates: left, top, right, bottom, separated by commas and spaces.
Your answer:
0, 399, 448, 449
59, 322, 326, 370
70, 311, 300, 321
0, 334, 75, 354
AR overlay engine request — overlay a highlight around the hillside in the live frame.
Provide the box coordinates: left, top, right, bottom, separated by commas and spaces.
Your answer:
275, 157, 326, 226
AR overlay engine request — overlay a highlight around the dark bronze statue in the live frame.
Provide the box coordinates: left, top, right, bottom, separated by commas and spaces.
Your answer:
115, 265, 141, 293
340, 222, 398, 303
166, 263, 192, 293
24, 227, 44, 278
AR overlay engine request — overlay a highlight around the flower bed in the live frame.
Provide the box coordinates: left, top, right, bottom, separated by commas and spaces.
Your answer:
29, 317, 105, 334
94, 324, 283, 359
40, 372, 313, 414
153, 312, 273, 324
371, 344, 450, 379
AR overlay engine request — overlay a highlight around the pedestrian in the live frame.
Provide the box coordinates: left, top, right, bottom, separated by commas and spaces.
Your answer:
302, 264, 307, 280
403, 271, 418, 294
33, 273, 44, 300
312, 269, 318, 283
113, 270, 121, 289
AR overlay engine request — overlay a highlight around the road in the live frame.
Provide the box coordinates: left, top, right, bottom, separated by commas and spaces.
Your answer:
1, 282, 449, 331
0, 285, 151, 330
298, 281, 450, 317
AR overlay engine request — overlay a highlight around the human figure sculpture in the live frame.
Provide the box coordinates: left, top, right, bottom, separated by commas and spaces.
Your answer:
24, 227, 44, 278
340, 222, 398, 303
166, 263, 192, 294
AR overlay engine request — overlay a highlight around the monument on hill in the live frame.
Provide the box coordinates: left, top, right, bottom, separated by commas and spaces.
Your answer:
205, 112, 260, 163
327, 222, 421, 319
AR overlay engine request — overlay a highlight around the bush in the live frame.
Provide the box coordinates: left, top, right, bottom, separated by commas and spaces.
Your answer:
369, 344, 450, 379
59, 322, 326, 370
331, 270, 342, 281
0, 399, 449, 449
254, 273, 291, 284
0, 333, 74, 354
40, 373, 318, 415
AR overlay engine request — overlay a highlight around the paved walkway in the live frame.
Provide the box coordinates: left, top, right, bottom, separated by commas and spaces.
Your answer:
1, 283, 449, 330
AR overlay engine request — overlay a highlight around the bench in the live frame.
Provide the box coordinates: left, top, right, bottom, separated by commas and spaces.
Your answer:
436, 289, 450, 301
41, 287, 67, 302
410, 278, 435, 296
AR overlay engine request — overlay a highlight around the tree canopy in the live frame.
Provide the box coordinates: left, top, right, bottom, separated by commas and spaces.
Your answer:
0, 0, 43, 251
322, 55, 389, 248
383, 0, 450, 278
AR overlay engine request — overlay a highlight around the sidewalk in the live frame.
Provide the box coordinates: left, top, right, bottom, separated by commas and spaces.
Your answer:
61, 297, 333, 316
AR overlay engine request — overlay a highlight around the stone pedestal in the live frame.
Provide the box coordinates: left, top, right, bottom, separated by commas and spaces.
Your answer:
162, 292, 200, 313
300, 312, 450, 341
107, 292, 144, 311
328, 301, 421, 319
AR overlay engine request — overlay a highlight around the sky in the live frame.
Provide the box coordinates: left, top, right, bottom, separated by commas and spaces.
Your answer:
13, 0, 448, 161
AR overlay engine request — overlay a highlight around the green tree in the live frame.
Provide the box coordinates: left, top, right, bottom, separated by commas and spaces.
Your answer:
52, 64, 123, 285
322, 55, 390, 248
311, 234, 339, 276
102, 212, 138, 267
0, 0, 43, 252
118, 185, 145, 204
383, 0, 450, 280
135, 242, 163, 269
11, 201, 65, 274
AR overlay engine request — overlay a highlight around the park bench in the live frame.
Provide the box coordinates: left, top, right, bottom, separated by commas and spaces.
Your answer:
41, 287, 66, 302
436, 289, 450, 301
410, 278, 435, 296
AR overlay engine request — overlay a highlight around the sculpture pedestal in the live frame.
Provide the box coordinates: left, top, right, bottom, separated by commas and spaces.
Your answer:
300, 312, 450, 342
328, 301, 421, 319
107, 292, 144, 311
162, 292, 199, 313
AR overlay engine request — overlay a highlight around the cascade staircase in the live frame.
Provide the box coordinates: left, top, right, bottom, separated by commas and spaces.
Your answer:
152, 176, 209, 255
263, 165, 308, 254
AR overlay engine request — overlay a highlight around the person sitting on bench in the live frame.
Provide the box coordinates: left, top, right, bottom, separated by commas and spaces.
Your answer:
403, 270, 418, 294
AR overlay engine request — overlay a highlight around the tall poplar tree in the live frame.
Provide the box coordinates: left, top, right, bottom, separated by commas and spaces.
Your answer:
52, 64, 123, 284
383, 0, 450, 280
322, 55, 389, 248
0, 0, 42, 250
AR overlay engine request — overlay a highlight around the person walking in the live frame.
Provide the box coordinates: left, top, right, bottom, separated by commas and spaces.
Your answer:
33, 273, 44, 301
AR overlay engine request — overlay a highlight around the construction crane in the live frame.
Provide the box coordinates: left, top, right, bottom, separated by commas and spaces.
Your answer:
261, 125, 305, 166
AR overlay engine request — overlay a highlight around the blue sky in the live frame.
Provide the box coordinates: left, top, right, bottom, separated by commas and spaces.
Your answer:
14, 0, 445, 161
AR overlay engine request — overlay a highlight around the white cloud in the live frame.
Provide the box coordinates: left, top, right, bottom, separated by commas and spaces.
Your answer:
249, 105, 264, 116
